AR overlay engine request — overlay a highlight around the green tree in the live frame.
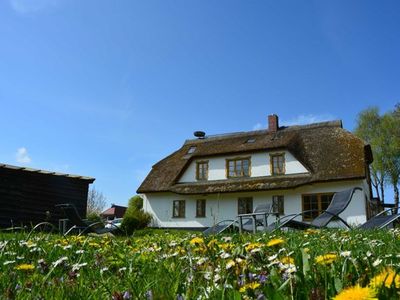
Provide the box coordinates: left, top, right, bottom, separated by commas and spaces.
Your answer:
354, 105, 400, 210
121, 195, 152, 235
380, 109, 400, 211
354, 107, 386, 202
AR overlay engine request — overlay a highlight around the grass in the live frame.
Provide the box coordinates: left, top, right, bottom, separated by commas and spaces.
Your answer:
1, 228, 400, 299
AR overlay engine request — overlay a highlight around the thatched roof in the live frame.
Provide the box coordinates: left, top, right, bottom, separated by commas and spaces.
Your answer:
137, 120, 372, 195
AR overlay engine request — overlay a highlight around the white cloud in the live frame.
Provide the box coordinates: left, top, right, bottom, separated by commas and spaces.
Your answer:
16, 147, 31, 164
280, 114, 336, 126
252, 123, 264, 130
9, 0, 59, 14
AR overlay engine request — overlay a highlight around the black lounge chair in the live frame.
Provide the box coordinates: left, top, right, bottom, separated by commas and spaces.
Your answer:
269, 187, 362, 231
56, 203, 122, 236
203, 219, 238, 236
358, 207, 400, 229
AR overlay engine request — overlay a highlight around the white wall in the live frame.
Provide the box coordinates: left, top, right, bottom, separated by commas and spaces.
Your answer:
142, 179, 369, 228
178, 150, 308, 183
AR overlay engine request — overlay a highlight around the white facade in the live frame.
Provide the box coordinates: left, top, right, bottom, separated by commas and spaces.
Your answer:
142, 179, 369, 229
178, 150, 308, 183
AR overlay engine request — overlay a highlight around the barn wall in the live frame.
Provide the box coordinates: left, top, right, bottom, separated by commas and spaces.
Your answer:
0, 167, 93, 228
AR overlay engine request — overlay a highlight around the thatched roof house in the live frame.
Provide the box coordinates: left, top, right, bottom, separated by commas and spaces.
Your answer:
138, 115, 373, 229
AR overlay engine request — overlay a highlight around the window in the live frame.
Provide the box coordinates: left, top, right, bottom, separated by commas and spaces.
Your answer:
187, 146, 196, 154
302, 193, 334, 221
196, 161, 208, 181
246, 138, 256, 143
227, 157, 250, 178
172, 200, 185, 218
270, 153, 285, 175
196, 199, 206, 217
272, 195, 284, 215
238, 197, 253, 214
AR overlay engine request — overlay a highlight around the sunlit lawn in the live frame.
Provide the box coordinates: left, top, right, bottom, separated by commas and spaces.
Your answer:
1, 228, 400, 299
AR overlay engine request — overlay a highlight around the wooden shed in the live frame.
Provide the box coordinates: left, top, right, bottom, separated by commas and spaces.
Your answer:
0, 163, 95, 228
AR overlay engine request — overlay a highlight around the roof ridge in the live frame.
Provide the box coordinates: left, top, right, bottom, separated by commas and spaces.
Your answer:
184, 120, 342, 144
0, 163, 95, 181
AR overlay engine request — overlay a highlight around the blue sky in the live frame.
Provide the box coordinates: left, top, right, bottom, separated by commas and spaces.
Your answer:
0, 0, 399, 207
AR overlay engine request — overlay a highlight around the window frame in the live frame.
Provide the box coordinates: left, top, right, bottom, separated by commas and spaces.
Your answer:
172, 200, 185, 218
270, 153, 286, 175
301, 193, 334, 221
196, 199, 206, 218
226, 157, 251, 178
238, 197, 253, 215
272, 195, 284, 215
196, 160, 209, 181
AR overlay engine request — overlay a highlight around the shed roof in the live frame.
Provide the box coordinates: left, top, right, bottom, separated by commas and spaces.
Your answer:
0, 163, 95, 182
137, 120, 372, 194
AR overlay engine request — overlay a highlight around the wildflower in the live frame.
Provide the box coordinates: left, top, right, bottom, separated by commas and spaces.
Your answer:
189, 237, 204, 245
221, 236, 232, 242
280, 256, 294, 265
340, 251, 351, 257
72, 263, 88, 272
332, 285, 377, 300
369, 267, 400, 289
315, 253, 337, 265
15, 263, 35, 271
372, 258, 382, 267
268, 254, 278, 261
239, 282, 261, 293
207, 239, 217, 248
3, 260, 16, 266
52, 256, 68, 267
220, 252, 231, 259
266, 238, 284, 247
145, 290, 153, 300
204, 272, 212, 280
75, 250, 85, 254
123, 291, 132, 299
226, 260, 236, 270
245, 242, 263, 252
305, 229, 319, 234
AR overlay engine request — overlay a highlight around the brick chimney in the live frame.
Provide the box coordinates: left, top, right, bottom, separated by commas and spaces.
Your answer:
268, 114, 279, 132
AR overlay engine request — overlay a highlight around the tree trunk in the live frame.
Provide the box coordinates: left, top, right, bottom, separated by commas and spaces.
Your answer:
380, 181, 385, 204
394, 185, 399, 214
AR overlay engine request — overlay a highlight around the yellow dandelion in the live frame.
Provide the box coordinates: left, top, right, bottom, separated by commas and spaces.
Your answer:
15, 263, 35, 271
315, 253, 337, 265
281, 256, 294, 265
207, 239, 217, 248
245, 242, 263, 252
370, 267, 400, 290
305, 228, 319, 234
225, 260, 236, 270
239, 282, 261, 293
218, 243, 232, 251
333, 285, 377, 300
267, 238, 285, 247
189, 237, 204, 245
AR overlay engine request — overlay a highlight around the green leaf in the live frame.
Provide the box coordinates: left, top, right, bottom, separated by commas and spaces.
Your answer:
301, 248, 310, 276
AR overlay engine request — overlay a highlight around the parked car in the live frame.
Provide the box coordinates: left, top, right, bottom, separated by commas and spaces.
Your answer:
105, 218, 123, 229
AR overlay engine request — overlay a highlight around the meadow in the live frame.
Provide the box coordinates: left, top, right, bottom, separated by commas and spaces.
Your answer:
1, 228, 400, 299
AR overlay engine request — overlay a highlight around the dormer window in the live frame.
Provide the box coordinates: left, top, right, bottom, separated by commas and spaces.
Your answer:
246, 138, 256, 144
227, 157, 250, 178
187, 146, 196, 154
196, 161, 208, 180
270, 153, 285, 175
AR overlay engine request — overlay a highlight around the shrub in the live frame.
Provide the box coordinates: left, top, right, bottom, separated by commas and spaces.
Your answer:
122, 195, 152, 234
